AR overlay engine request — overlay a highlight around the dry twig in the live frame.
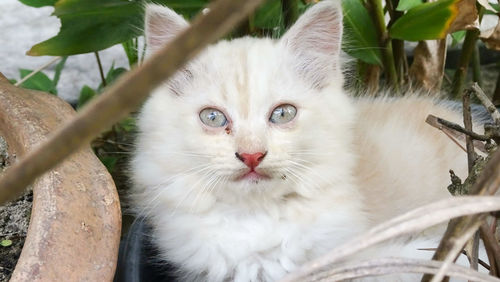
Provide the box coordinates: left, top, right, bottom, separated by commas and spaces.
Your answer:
463, 90, 478, 172
429, 115, 490, 142
307, 257, 499, 282
462, 88, 480, 272
480, 223, 500, 276
471, 82, 500, 124
425, 115, 487, 153
421, 147, 500, 282
281, 196, 500, 282
14, 56, 62, 87
422, 84, 500, 281
428, 219, 483, 282
0, 0, 265, 205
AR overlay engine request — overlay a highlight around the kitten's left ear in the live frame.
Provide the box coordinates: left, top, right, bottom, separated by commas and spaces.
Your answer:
281, 0, 343, 88
145, 4, 189, 53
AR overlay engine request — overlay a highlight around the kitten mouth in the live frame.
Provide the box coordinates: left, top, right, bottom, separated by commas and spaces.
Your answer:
237, 169, 270, 182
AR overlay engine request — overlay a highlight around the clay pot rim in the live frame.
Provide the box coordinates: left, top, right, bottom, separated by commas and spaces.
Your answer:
0, 74, 121, 281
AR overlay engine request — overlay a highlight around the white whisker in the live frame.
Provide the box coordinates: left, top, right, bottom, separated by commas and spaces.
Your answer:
136, 164, 213, 218
287, 159, 331, 185
173, 168, 215, 215
285, 161, 324, 191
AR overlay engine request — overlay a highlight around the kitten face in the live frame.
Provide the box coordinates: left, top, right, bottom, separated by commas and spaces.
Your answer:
133, 1, 355, 210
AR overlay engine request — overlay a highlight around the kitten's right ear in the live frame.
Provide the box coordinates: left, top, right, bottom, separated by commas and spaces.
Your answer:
145, 4, 189, 53
280, 0, 343, 89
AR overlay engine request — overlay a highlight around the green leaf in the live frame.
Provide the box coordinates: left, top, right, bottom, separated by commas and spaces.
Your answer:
122, 39, 138, 67
77, 85, 97, 109
118, 116, 136, 132
28, 0, 144, 56
396, 0, 423, 11
254, 0, 282, 29
106, 66, 127, 84
8, 79, 17, 85
99, 155, 118, 173
341, 0, 382, 66
297, 1, 313, 14
451, 30, 466, 46
389, 0, 458, 41
52, 56, 68, 87
19, 69, 57, 94
1, 239, 12, 247
18, 0, 56, 8
98, 64, 127, 91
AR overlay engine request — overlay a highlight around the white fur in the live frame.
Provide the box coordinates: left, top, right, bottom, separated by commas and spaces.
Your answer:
132, 2, 472, 281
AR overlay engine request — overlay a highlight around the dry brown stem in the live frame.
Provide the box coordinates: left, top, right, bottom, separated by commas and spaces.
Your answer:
429, 115, 490, 142
14, 56, 62, 87
462, 89, 480, 273
480, 223, 500, 276
471, 82, 500, 124
281, 196, 500, 282
428, 219, 483, 282
0, 0, 265, 205
421, 148, 500, 282
426, 115, 487, 153
307, 257, 499, 282
463, 90, 477, 172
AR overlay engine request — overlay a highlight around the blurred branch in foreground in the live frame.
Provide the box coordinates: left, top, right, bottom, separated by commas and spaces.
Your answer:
0, 0, 265, 205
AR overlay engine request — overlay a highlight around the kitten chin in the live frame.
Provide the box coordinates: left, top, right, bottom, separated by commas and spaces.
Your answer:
130, 1, 474, 281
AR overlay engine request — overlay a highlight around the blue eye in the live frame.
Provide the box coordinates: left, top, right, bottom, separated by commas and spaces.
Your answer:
200, 108, 227, 127
269, 104, 297, 124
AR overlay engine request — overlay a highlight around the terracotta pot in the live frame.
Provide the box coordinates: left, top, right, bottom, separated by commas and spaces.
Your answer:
0, 73, 121, 281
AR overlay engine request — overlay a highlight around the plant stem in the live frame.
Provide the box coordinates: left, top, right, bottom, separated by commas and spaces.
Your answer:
493, 65, 500, 106
479, 223, 500, 276
94, 51, 106, 87
365, 0, 399, 92
421, 149, 500, 282
471, 82, 500, 123
14, 56, 62, 87
463, 90, 476, 172
451, 5, 484, 98
386, 0, 407, 85
463, 90, 480, 273
451, 30, 480, 98
281, 0, 299, 29
122, 38, 139, 67
434, 116, 490, 141
0, 0, 266, 205
471, 45, 483, 88
140, 39, 147, 64
392, 39, 407, 84
52, 56, 68, 87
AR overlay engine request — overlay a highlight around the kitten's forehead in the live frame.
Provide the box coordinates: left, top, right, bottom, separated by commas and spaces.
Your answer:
192, 38, 292, 119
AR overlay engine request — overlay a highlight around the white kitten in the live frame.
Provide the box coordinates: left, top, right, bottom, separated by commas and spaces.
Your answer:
131, 1, 470, 281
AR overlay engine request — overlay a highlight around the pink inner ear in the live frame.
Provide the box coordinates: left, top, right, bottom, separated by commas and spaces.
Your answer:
285, 5, 342, 58
301, 13, 341, 55
145, 6, 189, 51
147, 14, 182, 48
280, 1, 343, 88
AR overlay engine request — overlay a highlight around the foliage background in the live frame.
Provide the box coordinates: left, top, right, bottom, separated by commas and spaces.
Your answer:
1, 0, 499, 279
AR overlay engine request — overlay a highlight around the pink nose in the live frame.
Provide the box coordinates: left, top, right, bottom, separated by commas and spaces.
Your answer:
236, 152, 266, 169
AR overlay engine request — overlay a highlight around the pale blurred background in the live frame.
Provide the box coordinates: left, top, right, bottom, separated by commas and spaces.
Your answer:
0, 0, 128, 103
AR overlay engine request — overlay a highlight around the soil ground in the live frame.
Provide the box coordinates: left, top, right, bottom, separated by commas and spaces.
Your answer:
0, 136, 32, 282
